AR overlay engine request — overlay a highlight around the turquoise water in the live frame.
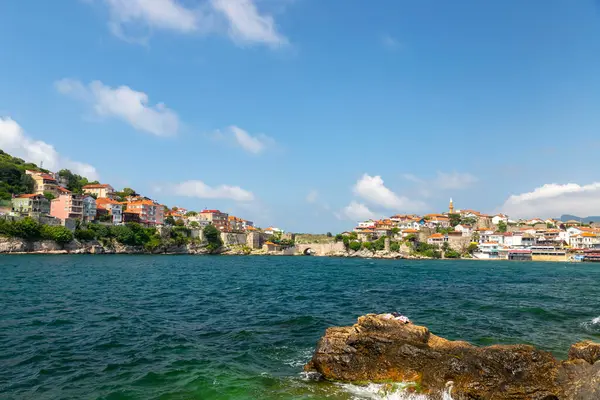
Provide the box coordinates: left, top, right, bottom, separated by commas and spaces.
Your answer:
1, 256, 600, 399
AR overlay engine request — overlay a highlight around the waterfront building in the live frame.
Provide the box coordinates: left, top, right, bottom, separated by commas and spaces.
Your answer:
11, 194, 50, 216
96, 198, 123, 224
199, 209, 229, 231
50, 191, 83, 220
82, 195, 97, 222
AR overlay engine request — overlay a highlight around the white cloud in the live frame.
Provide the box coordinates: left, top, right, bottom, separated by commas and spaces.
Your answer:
434, 171, 478, 190
500, 182, 600, 219
212, 0, 287, 46
173, 180, 254, 202
306, 189, 318, 204
353, 174, 426, 211
0, 117, 99, 180
336, 201, 378, 221
97, 0, 288, 46
56, 79, 179, 137
212, 125, 275, 154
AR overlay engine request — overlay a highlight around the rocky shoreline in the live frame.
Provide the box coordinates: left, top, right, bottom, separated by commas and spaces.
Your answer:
0, 237, 430, 258
304, 314, 600, 400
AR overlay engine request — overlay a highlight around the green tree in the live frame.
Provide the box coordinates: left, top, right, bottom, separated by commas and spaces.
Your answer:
441, 241, 450, 252
165, 216, 176, 225
326, 232, 332, 237
349, 241, 362, 251
445, 249, 460, 258
391, 227, 400, 236
186, 211, 198, 217
497, 221, 507, 233
12, 217, 41, 240
390, 241, 400, 252
362, 241, 374, 251
189, 221, 200, 229
203, 224, 223, 253
448, 213, 461, 227
335, 233, 344, 242
466, 243, 479, 254
43, 191, 56, 201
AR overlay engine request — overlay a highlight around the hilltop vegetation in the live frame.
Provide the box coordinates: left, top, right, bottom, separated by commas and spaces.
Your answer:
0, 149, 99, 201
0, 150, 42, 201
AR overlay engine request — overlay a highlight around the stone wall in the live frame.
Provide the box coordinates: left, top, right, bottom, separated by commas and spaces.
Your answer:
295, 242, 346, 256
221, 232, 247, 246
246, 232, 262, 249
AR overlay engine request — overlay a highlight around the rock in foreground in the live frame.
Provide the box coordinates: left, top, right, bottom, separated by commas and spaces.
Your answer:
304, 314, 600, 400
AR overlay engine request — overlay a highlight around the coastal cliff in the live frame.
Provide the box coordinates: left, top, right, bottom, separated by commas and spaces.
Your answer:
304, 314, 600, 399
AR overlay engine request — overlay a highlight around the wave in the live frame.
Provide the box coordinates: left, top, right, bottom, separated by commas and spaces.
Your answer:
335, 382, 454, 400
581, 316, 600, 332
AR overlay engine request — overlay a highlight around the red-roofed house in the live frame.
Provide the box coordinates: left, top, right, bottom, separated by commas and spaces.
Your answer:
199, 209, 229, 231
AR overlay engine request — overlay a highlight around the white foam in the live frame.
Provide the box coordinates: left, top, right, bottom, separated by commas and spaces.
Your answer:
336, 382, 455, 400
581, 316, 600, 331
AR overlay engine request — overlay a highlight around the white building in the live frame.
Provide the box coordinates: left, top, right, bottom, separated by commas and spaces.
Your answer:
454, 224, 473, 237
491, 214, 508, 225
358, 220, 376, 228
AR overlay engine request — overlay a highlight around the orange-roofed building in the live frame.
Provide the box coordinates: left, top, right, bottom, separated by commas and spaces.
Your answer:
126, 199, 164, 225
199, 209, 229, 231
427, 233, 447, 246
83, 184, 115, 199
96, 197, 123, 224
26, 170, 59, 196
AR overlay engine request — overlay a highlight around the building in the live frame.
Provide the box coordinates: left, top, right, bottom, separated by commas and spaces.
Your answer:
242, 219, 254, 230
199, 209, 229, 231
448, 198, 454, 214
96, 198, 123, 224
50, 191, 83, 221
122, 211, 141, 224
83, 184, 115, 199
264, 226, 284, 236
125, 199, 164, 225
358, 219, 376, 228
82, 195, 97, 222
492, 214, 509, 225
11, 194, 50, 216
228, 216, 245, 232
454, 224, 473, 237
26, 171, 59, 196
570, 232, 600, 249
427, 233, 447, 247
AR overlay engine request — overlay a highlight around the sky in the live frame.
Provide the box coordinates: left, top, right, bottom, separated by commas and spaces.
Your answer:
1, 0, 600, 232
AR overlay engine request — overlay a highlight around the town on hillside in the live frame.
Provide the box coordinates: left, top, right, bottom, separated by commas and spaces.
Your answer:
1, 160, 284, 239
349, 199, 600, 262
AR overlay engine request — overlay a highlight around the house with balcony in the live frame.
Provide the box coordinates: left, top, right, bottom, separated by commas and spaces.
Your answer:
427, 233, 447, 247
11, 194, 51, 216
96, 198, 123, 224
26, 170, 59, 196
228, 216, 245, 232
199, 209, 230, 231
125, 199, 164, 225
50, 191, 84, 221
82, 195, 97, 222
83, 183, 116, 199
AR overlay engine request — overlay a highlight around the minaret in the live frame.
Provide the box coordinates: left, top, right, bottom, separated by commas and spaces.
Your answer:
449, 198, 454, 214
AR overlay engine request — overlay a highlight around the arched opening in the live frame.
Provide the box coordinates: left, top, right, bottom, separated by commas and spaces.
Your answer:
303, 248, 313, 256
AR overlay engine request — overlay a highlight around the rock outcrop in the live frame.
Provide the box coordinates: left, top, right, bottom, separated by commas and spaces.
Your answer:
304, 314, 600, 400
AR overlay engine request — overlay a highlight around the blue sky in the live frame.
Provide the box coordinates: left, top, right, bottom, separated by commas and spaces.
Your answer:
2, 0, 600, 232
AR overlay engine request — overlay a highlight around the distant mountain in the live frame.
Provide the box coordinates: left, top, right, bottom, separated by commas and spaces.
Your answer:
558, 214, 600, 223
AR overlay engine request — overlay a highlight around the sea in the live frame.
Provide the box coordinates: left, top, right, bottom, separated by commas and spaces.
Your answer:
1, 255, 600, 400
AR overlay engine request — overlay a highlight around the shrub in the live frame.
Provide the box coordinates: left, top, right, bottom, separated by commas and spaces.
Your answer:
41, 225, 73, 244
75, 229, 96, 241
423, 249, 442, 259
349, 241, 361, 251
390, 241, 400, 252
362, 241, 373, 251
12, 217, 42, 240
203, 225, 223, 253
445, 249, 460, 259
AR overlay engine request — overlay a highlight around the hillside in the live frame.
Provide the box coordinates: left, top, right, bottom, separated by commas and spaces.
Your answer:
0, 149, 97, 203
559, 214, 600, 223
0, 149, 44, 201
